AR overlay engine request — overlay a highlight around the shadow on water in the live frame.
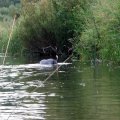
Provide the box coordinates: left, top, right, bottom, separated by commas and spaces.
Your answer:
0, 55, 120, 120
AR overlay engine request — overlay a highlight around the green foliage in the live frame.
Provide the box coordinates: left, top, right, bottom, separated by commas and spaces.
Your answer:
18, 0, 56, 50
76, 0, 120, 62
0, 0, 20, 7
0, 1, 21, 54
51, 0, 88, 46
9, 27, 24, 56
11, 0, 88, 54
1, 0, 120, 63
0, 7, 9, 15
0, 30, 9, 53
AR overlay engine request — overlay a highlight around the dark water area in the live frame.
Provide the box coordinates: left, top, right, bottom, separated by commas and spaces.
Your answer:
0, 55, 120, 120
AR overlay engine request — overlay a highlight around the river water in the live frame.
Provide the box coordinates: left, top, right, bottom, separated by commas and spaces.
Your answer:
0, 55, 120, 120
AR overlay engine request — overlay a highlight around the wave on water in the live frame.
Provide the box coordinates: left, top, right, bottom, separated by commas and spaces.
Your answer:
0, 62, 71, 69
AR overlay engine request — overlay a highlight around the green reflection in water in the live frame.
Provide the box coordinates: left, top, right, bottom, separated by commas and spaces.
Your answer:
44, 62, 120, 120
0, 56, 120, 120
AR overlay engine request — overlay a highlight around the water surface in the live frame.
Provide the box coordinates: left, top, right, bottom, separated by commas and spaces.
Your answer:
0, 56, 120, 120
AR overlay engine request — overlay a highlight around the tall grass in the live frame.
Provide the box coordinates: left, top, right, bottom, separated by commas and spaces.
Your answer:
0, 4, 21, 54
76, 0, 120, 62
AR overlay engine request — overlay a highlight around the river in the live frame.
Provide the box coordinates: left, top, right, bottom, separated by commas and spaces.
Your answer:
0, 55, 120, 120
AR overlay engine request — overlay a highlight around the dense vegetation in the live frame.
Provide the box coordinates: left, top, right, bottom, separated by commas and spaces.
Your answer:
9, 0, 95, 58
0, 0, 120, 63
0, 0, 20, 7
0, 0, 20, 55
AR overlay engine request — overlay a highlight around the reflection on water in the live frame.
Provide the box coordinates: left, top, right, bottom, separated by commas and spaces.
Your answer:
0, 56, 120, 120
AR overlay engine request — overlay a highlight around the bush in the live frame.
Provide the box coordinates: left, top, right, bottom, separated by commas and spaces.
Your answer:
11, 0, 88, 55
76, 0, 120, 62
0, 7, 9, 15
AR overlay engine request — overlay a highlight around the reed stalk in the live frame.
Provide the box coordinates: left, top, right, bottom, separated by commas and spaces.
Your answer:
2, 15, 16, 65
